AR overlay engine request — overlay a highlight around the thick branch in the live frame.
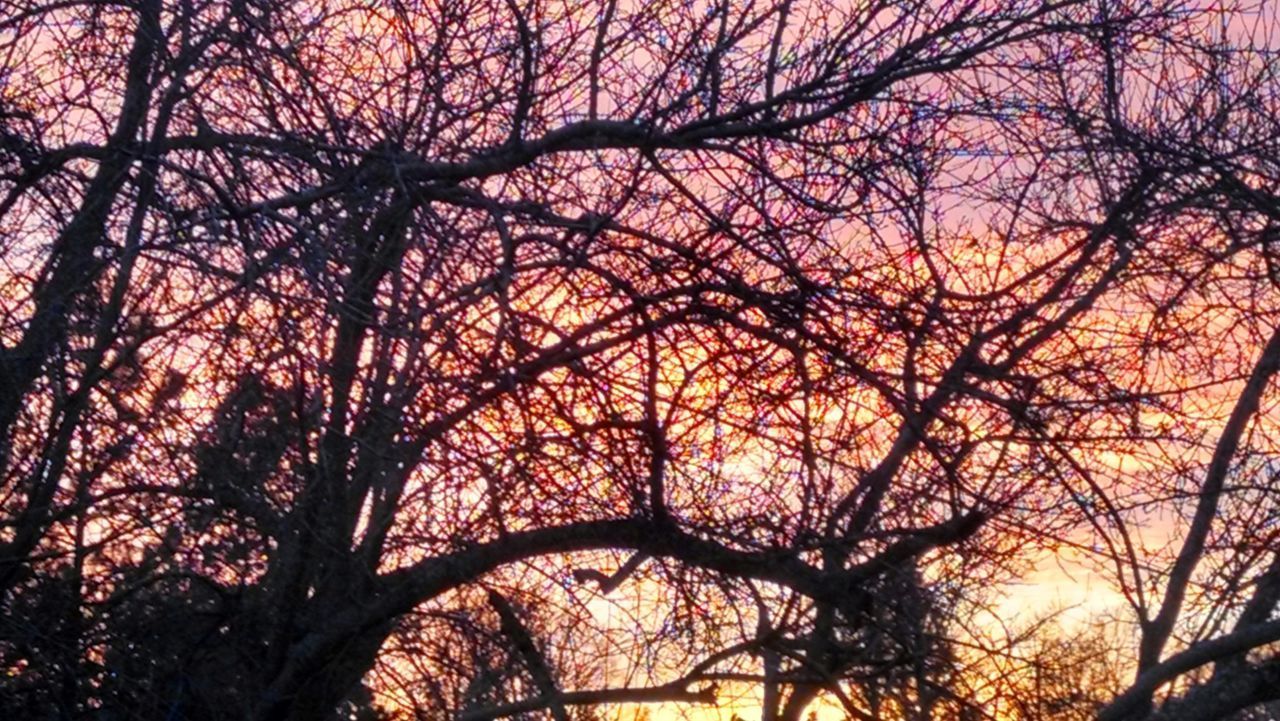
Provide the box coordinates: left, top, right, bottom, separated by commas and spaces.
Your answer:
487, 590, 568, 721
256, 511, 985, 719
1139, 325, 1280, 672
1100, 620, 1280, 721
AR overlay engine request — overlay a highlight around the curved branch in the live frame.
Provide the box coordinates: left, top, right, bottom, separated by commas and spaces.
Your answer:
1100, 620, 1280, 721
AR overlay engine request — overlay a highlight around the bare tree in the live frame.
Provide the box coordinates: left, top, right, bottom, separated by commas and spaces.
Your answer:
8, 1, 1280, 721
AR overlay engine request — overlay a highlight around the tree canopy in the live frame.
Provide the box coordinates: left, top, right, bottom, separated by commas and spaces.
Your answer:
2, 0, 1280, 720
